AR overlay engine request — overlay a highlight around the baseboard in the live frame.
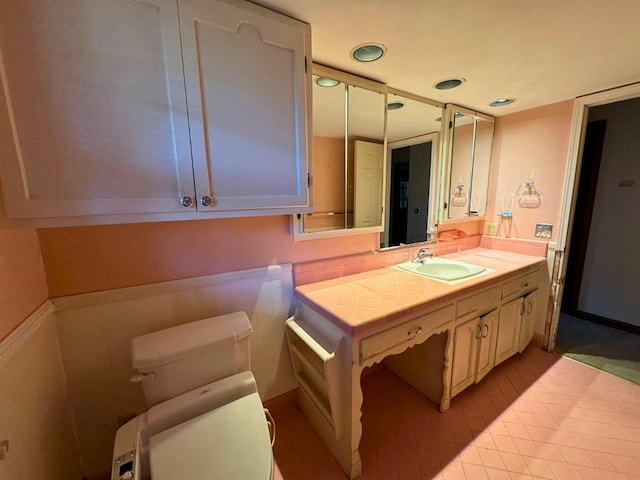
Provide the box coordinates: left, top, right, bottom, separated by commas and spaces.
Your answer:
564, 309, 640, 335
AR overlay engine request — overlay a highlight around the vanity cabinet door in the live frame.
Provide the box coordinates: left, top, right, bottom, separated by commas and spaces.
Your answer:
518, 289, 538, 352
179, 0, 311, 213
450, 317, 480, 397
0, 0, 194, 218
475, 309, 498, 383
496, 297, 523, 366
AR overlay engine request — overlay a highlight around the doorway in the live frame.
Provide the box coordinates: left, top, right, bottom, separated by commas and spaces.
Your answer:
387, 141, 432, 247
550, 89, 640, 384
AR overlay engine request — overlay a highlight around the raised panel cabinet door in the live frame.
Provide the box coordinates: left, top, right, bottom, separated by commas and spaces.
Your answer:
474, 309, 498, 383
518, 289, 538, 352
179, 0, 311, 212
450, 317, 480, 397
0, 0, 195, 218
496, 297, 523, 366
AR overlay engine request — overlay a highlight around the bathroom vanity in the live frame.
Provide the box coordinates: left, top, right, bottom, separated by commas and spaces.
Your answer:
285, 248, 549, 479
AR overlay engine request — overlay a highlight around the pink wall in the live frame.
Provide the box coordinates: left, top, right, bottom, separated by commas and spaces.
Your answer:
38, 216, 379, 297
488, 100, 574, 241
0, 229, 48, 340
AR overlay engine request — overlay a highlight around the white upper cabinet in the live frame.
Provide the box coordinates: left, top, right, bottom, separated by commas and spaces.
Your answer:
0, 0, 311, 224
179, 0, 311, 212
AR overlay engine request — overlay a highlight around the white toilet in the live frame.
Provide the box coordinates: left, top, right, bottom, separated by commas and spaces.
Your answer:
111, 312, 275, 480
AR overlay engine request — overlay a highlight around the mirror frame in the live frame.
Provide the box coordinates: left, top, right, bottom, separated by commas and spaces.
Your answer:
438, 104, 495, 225
291, 66, 495, 246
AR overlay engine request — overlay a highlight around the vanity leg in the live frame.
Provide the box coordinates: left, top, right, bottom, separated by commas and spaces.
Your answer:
440, 327, 454, 412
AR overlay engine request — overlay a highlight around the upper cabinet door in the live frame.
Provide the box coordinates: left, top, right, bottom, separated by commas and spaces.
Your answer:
179, 0, 311, 212
0, 0, 194, 218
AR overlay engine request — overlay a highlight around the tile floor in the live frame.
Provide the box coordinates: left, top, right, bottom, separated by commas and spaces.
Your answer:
273, 346, 640, 479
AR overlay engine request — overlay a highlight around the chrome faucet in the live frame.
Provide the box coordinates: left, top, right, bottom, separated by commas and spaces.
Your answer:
412, 247, 433, 263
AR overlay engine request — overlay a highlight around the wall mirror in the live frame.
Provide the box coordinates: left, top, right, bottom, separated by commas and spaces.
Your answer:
297, 65, 385, 235
294, 64, 445, 250
382, 91, 443, 248
440, 105, 495, 222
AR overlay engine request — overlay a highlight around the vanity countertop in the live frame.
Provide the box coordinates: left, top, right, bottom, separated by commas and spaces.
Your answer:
294, 248, 547, 337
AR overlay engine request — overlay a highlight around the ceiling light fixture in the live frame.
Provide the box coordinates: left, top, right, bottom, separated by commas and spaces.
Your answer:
490, 98, 515, 107
315, 77, 340, 87
434, 78, 465, 90
387, 102, 404, 110
351, 43, 386, 62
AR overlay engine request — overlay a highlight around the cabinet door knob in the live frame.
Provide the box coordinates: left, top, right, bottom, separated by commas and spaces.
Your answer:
201, 195, 216, 207
180, 196, 194, 207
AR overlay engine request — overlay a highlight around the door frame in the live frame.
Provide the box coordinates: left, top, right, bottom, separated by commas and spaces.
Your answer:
545, 82, 640, 350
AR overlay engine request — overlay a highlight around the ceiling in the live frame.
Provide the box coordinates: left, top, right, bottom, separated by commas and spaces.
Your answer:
253, 0, 640, 116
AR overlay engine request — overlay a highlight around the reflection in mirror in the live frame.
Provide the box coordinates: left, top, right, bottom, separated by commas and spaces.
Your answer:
349, 85, 385, 229
471, 117, 494, 215
302, 75, 346, 232
449, 113, 475, 219
301, 69, 385, 234
382, 93, 443, 248
444, 106, 495, 221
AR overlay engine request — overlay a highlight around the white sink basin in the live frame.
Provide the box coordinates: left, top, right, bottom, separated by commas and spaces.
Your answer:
395, 257, 488, 282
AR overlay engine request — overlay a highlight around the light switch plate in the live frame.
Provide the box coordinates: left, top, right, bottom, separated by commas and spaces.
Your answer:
535, 223, 553, 238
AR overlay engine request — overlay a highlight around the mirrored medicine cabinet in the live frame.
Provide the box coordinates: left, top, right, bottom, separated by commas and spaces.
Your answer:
292, 64, 495, 249
440, 105, 495, 222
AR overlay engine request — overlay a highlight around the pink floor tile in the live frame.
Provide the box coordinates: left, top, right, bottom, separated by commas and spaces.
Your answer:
273, 346, 640, 479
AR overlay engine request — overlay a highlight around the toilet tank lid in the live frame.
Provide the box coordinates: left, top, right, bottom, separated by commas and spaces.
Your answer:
132, 312, 252, 369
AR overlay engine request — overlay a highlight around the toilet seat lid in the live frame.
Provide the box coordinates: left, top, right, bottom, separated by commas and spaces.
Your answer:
149, 391, 273, 480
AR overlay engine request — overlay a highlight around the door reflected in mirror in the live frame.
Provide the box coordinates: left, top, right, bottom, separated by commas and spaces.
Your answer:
382, 93, 443, 248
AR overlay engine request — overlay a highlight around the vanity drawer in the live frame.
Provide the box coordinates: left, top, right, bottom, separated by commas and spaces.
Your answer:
501, 270, 539, 302
360, 304, 454, 364
455, 286, 500, 321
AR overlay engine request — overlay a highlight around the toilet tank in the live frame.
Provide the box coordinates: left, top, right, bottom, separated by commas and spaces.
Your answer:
131, 312, 252, 407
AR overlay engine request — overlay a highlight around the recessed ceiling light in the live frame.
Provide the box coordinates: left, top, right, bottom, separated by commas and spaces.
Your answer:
315, 77, 340, 87
351, 43, 386, 62
434, 78, 465, 90
387, 102, 404, 110
490, 98, 515, 107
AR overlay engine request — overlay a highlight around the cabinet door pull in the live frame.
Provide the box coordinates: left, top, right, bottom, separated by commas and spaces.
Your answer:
483, 323, 489, 338
526, 302, 533, 314
407, 326, 422, 338
475, 324, 482, 339
180, 196, 194, 207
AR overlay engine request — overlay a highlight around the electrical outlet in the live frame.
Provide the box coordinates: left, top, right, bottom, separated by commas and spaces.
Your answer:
485, 222, 498, 236
535, 223, 553, 238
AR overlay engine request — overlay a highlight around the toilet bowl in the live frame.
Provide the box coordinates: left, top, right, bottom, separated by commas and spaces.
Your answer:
111, 312, 275, 480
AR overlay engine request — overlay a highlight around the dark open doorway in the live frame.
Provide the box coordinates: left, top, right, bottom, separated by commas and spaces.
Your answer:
388, 141, 432, 247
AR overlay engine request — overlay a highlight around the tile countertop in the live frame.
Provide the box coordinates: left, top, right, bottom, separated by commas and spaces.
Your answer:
294, 248, 547, 337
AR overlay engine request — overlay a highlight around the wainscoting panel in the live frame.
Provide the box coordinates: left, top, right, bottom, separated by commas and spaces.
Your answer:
0, 302, 81, 480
